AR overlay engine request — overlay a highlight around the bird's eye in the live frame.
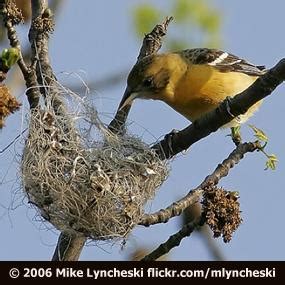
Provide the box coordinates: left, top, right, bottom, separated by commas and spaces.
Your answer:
142, 77, 153, 87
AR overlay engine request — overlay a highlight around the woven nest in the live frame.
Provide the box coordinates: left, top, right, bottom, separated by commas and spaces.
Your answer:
21, 92, 168, 241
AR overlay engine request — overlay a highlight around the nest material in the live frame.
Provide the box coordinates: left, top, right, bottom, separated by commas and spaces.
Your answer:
22, 95, 168, 241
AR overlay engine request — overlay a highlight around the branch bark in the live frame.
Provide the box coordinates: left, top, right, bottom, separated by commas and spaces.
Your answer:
29, 0, 48, 63
141, 141, 259, 260
51, 233, 86, 261
29, 0, 56, 91
141, 217, 205, 261
28, 0, 88, 261
0, 0, 40, 108
151, 59, 285, 159
140, 141, 260, 226
3, 0, 65, 94
137, 16, 173, 61
1, 0, 85, 262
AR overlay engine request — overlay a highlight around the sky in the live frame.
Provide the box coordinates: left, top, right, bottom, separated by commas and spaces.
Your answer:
1, 0, 285, 261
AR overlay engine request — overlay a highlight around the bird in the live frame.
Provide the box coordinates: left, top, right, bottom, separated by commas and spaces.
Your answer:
117, 48, 266, 145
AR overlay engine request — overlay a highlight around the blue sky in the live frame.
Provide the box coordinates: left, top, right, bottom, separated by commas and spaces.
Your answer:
1, 0, 285, 260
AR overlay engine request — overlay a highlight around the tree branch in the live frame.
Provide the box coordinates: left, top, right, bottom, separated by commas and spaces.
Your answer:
152, 59, 285, 159
3, 0, 65, 94
29, 0, 48, 52
29, 0, 55, 88
140, 141, 260, 260
31, 0, 46, 15
28, 0, 88, 261
51, 233, 86, 261
141, 217, 205, 261
0, 0, 40, 108
137, 16, 173, 61
140, 141, 260, 226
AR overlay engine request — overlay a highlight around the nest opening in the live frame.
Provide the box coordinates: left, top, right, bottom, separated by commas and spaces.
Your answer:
21, 89, 168, 241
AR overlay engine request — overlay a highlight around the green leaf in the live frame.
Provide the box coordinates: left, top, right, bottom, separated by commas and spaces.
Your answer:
1, 47, 20, 69
248, 124, 268, 142
265, 154, 278, 170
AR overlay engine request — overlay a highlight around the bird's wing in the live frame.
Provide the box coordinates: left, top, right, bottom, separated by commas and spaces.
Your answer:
181, 48, 266, 76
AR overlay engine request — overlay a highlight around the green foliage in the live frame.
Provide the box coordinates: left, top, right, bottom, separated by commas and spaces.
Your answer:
248, 124, 268, 143
1, 47, 20, 69
131, 0, 222, 50
265, 154, 278, 171
231, 125, 241, 138
249, 124, 278, 170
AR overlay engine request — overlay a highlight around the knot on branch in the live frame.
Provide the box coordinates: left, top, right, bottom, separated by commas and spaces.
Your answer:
202, 184, 242, 243
31, 8, 54, 37
0, 0, 23, 25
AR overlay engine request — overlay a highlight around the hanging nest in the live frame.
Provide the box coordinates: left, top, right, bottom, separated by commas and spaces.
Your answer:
21, 88, 169, 241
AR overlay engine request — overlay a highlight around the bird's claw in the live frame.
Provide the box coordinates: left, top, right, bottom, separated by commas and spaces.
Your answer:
164, 129, 178, 155
225, 96, 235, 118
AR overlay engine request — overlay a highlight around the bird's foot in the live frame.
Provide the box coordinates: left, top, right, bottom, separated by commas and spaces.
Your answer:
224, 96, 236, 118
164, 129, 179, 155
230, 126, 242, 146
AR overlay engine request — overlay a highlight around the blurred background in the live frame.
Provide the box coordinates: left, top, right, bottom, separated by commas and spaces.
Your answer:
0, 0, 284, 260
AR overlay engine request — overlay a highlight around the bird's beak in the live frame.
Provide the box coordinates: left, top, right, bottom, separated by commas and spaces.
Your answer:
118, 87, 138, 111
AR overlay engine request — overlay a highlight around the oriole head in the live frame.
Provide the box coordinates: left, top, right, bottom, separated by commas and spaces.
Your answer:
118, 54, 176, 110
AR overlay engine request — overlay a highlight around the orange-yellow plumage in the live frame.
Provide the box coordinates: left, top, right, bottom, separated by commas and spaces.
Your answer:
118, 48, 265, 128
172, 64, 260, 123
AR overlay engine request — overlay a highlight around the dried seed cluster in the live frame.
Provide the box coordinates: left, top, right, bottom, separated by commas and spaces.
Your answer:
202, 184, 242, 242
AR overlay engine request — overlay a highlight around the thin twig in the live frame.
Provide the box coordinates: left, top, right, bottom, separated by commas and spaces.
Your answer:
140, 141, 260, 226
141, 217, 205, 261
0, 0, 40, 108
0, 128, 27, 154
140, 141, 260, 260
152, 59, 285, 159
4, 0, 65, 93
137, 16, 173, 61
